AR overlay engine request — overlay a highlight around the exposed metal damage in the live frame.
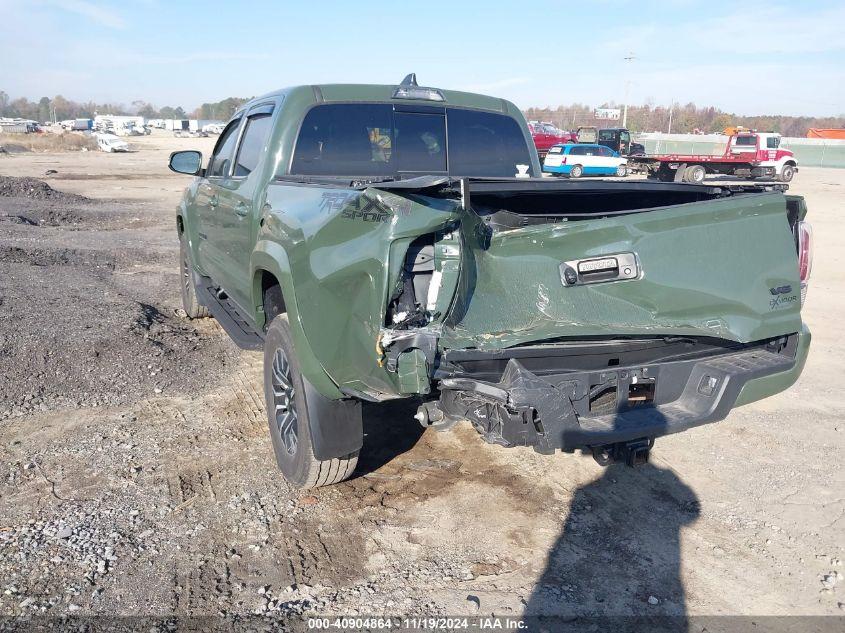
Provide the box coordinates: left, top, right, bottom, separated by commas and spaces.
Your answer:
359, 177, 808, 462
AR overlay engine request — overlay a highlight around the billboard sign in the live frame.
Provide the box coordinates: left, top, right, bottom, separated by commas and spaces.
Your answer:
595, 108, 621, 120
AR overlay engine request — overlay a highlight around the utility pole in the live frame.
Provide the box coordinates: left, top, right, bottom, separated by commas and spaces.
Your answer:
622, 52, 636, 128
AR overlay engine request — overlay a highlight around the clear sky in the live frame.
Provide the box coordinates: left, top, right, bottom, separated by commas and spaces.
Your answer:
1, 0, 843, 116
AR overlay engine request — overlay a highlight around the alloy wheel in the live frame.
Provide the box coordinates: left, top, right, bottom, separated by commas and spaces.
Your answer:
271, 348, 298, 455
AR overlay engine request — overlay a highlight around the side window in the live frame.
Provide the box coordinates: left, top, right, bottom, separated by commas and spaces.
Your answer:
767, 136, 780, 149
208, 119, 241, 178
568, 146, 583, 156
234, 113, 273, 178
598, 146, 612, 157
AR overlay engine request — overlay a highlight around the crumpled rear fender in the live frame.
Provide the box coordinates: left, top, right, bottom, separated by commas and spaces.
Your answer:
251, 241, 343, 399
261, 183, 462, 400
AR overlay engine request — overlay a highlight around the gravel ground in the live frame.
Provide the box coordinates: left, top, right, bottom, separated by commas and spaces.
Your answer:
0, 135, 842, 625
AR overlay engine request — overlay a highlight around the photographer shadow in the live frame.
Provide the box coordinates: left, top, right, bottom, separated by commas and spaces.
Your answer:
526, 424, 700, 632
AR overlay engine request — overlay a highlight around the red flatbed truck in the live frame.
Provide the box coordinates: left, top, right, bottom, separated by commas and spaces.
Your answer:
630, 132, 797, 183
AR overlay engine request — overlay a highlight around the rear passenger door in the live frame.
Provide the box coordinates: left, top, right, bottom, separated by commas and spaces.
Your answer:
197, 116, 242, 283
214, 102, 276, 311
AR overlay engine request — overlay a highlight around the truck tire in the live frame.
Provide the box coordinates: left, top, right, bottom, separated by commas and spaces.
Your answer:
263, 314, 358, 488
179, 236, 209, 319
616, 164, 627, 177
779, 164, 795, 183
569, 164, 584, 178
684, 165, 706, 183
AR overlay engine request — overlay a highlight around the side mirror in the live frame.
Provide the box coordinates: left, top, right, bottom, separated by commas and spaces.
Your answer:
169, 150, 203, 175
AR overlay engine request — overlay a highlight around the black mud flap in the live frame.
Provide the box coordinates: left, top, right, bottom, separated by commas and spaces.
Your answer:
302, 376, 363, 461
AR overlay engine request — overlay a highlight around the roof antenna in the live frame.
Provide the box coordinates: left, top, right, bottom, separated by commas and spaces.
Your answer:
400, 73, 418, 87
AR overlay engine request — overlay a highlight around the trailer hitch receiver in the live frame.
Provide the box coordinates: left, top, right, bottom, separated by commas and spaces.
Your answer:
591, 437, 654, 467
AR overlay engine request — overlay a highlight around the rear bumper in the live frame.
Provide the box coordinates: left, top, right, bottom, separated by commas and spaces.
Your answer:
734, 324, 810, 406
436, 327, 810, 452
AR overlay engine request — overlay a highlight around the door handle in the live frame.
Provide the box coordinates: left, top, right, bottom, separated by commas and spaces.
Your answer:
234, 202, 249, 217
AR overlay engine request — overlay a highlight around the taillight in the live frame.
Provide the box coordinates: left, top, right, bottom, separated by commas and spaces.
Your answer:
798, 221, 812, 305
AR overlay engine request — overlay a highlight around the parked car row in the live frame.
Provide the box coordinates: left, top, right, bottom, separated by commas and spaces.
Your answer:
531, 122, 646, 177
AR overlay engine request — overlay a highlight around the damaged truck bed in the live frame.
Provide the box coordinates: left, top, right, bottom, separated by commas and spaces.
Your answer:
171, 79, 812, 487
285, 177, 811, 460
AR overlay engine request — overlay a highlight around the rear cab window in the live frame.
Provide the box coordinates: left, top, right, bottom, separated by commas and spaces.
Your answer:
289, 103, 533, 178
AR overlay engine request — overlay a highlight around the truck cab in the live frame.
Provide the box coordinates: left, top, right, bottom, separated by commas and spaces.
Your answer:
728, 132, 797, 180
597, 127, 645, 156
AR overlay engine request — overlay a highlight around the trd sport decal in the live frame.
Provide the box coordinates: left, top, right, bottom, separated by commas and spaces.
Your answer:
318, 191, 412, 223
341, 195, 391, 223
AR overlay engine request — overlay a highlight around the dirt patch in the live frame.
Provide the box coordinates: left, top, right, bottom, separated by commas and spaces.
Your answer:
0, 188, 154, 231
51, 174, 154, 181
0, 245, 115, 269
0, 132, 97, 153
0, 143, 28, 154
0, 176, 89, 202
0, 206, 87, 227
0, 259, 228, 419
0, 183, 228, 420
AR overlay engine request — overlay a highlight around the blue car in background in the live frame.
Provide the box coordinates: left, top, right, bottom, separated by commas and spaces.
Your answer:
542, 143, 628, 178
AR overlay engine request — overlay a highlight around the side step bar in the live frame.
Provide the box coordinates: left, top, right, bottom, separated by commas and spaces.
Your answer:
194, 276, 264, 351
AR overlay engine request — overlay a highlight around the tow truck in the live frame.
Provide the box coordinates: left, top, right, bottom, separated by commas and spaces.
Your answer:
629, 131, 797, 183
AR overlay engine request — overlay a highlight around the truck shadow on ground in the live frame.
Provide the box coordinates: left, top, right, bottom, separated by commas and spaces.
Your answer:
354, 399, 426, 476
353, 392, 699, 632
525, 460, 700, 632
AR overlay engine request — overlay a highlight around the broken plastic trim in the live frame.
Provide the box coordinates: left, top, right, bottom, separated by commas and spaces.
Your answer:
435, 339, 799, 454
377, 328, 439, 373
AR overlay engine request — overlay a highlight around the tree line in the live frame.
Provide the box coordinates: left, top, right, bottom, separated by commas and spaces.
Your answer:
3, 91, 843, 136
524, 102, 845, 137
0, 92, 249, 123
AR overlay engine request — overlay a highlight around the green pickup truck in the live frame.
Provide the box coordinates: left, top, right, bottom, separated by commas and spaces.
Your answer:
169, 75, 812, 488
